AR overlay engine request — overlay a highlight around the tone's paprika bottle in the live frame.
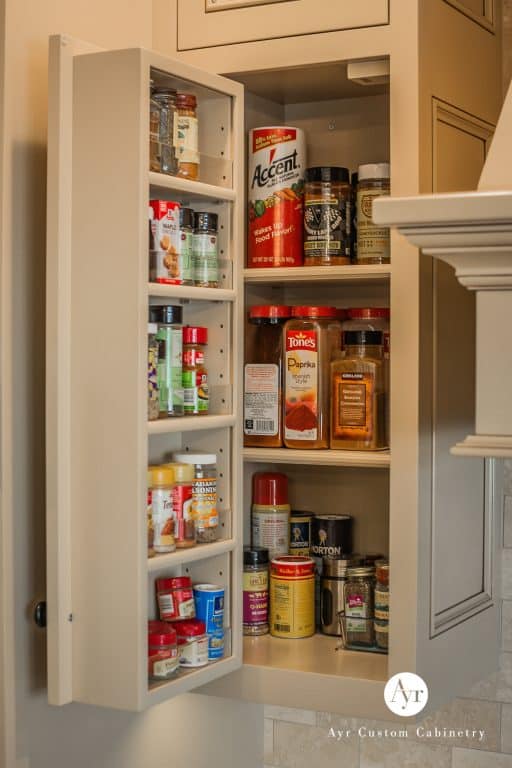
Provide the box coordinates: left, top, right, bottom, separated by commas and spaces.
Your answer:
283, 306, 341, 449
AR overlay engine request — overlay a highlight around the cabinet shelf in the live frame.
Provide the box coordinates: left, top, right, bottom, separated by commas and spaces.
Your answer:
149, 171, 236, 203
147, 656, 240, 708
148, 414, 236, 435
243, 264, 391, 285
148, 283, 236, 302
242, 447, 391, 468
147, 537, 236, 572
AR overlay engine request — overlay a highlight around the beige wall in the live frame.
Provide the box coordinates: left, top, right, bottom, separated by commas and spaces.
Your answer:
0, 2, 262, 767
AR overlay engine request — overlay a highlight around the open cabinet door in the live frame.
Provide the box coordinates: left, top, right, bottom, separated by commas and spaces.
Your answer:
46, 35, 244, 710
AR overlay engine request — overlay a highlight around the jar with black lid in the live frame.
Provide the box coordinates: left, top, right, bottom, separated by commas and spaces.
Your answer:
178, 207, 194, 286
149, 304, 184, 417
244, 305, 292, 448
303, 166, 351, 266
243, 546, 270, 636
193, 212, 219, 288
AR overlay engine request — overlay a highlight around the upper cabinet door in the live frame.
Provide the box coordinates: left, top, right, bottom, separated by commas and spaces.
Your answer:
176, 0, 389, 51
46, 35, 244, 710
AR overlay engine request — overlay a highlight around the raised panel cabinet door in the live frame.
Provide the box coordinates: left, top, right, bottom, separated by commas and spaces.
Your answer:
176, 0, 389, 50
443, 0, 495, 30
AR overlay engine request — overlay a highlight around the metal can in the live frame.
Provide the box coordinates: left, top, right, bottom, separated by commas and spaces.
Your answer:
270, 556, 315, 639
248, 126, 305, 268
193, 584, 224, 634
288, 511, 313, 556
311, 515, 353, 561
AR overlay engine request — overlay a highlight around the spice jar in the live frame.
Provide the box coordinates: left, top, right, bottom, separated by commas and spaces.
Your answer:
243, 546, 270, 636
178, 207, 194, 286
149, 90, 161, 174
156, 576, 195, 622
330, 330, 387, 450
173, 453, 218, 543
344, 565, 376, 648
147, 323, 159, 421
147, 470, 154, 557
148, 622, 179, 681
151, 87, 179, 176
182, 326, 209, 415
244, 305, 291, 447
350, 171, 358, 262
343, 308, 390, 358
176, 93, 199, 181
321, 556, 362, 637
374, 561, 389, 651
175, 619, 209, 667
303, 167, 351, 266
149, 305, 184, 417
283, 306, 342, 449
251, 472, 291, 562
165, 462, 195, 548
356, 163, 390, 264
193, 212, 219, 288
149, 466, 175, 554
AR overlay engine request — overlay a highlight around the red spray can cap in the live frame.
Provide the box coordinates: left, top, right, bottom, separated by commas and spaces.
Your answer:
252, 472, 289, 506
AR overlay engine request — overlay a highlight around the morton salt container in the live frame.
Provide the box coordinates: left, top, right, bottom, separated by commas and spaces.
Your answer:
248, 126, 305, 268
311, 514, 353, 626
270, 555, 315, 639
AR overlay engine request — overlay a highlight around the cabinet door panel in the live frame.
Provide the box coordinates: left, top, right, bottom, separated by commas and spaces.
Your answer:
177, 0, 389, 50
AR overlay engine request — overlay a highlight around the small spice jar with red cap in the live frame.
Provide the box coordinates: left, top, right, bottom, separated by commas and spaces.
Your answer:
251, 471, 291, 561
156, 576, 196, 622
344, 308, 390, 358
283, 306, 342, 449
175, 618, 209, 667
148, 621, 179, 681
244, 305, 292, 448
182, 326, 209, 415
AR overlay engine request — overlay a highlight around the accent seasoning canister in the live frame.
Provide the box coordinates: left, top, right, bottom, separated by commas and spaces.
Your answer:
289, 511, 313, 556
270, 555, 315, 639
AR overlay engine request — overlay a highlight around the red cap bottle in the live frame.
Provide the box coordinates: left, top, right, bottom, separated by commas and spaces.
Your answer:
252, 472, 289, 506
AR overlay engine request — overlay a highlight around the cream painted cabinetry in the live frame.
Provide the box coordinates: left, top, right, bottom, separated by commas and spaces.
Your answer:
45, 0, 503, 719
173, 0, 388, 50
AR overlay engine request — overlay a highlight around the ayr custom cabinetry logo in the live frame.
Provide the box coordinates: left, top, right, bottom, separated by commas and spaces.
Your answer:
384, 673, 429, 717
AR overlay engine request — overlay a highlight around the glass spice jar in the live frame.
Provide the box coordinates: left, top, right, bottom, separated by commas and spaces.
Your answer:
151, 87, 179, 176
147, 323, 159, 421
165, 462, 195, 548
193, 212, 219, 288
175, 619, 209, 667
356, 163, 390, 264
283, 306, 342, 449
330, 330, 387, 451
156, 576, 196, 622
182, 326, 209, 415
173, 452, 218, 543
243, 546, 270, 636
148, 622, 179, 681
149, 304, 184, 418
344, 565, 376, 648
244, 305, 292, 448
343, 307, 390, 358
176, 92, 199, 181
375, 561, 389, 651
178, 207, 194, 286
149, 87, 161, 174
303, 166, 352, 266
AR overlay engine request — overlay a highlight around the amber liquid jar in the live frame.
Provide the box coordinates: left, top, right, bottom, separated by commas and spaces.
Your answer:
283, 306, 341, 449
303, 166, 351, 266
244, 305, 291, 447
176, 92, 199, 181
330, 330, 387, 450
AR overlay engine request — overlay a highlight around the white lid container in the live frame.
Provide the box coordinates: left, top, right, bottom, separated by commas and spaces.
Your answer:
173, 452, 216, 465
358, 162, 390, 181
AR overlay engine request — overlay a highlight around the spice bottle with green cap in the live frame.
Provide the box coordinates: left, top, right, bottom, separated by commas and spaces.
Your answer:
193, 212, 219, 288
356, 162, 390, 264
149, 305, 184, 417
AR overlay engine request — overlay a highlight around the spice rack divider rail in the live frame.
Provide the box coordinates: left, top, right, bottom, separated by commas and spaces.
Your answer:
147, 537, 236, 572
148, 414, 236, 435
149, 171, 236, 203
148, 283, 236, 302
243, 264, 391, 285
242, 447, 391, 468
146, 656, 240, 707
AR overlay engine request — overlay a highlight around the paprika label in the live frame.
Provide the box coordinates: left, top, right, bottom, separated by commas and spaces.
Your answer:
284, 330, 318, 441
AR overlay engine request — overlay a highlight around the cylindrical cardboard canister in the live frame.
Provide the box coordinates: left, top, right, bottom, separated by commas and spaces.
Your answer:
270, 556, 315, 639
248, 126, 305, 268
311, 515, 353, 560
288, 510, 313, 556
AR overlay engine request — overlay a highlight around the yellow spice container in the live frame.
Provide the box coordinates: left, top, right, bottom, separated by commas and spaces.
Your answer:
270, 555, 315, 639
